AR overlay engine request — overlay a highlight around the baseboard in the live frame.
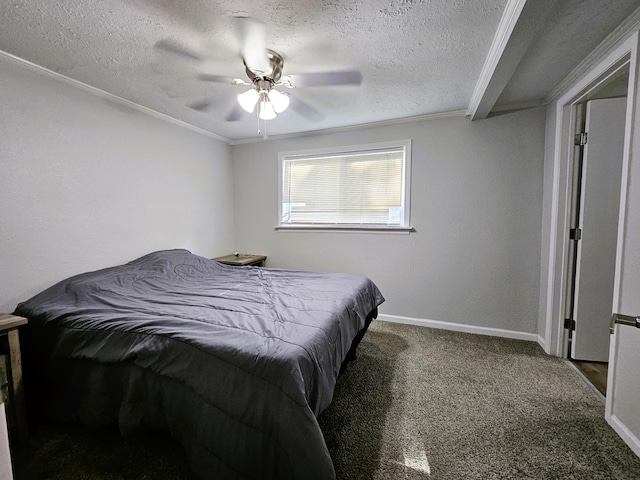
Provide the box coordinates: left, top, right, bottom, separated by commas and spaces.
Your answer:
608, 414, 640, 458
537, 334, 547, 351
377, 314, 539, 342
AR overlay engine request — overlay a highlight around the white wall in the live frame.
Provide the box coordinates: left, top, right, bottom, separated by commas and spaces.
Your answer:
0, 55, 235, 312
232, 108, 546, 335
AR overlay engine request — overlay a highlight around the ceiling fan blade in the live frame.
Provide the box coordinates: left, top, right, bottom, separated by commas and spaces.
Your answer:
290, 97, 324, 123
189, 97, 243, 122
283, 70, 363, 88
198, 73, 249, 85
225, 104, 244, 122
188, 98, 216, 111
154, 39, 204, 62
236, 17, 271, 75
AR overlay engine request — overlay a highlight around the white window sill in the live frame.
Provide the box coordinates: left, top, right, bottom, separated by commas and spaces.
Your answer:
274, 225, 414, 234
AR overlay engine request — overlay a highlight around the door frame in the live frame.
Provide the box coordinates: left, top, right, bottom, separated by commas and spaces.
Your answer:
543, 31, 638, 358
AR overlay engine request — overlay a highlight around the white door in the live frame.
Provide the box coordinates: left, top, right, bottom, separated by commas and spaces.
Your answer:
571, 97, 627, 362
605, 44, 640, 456
607, 317, 640, 456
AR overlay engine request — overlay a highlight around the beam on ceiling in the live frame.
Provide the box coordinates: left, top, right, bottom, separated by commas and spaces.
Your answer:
467, 0, 557, 120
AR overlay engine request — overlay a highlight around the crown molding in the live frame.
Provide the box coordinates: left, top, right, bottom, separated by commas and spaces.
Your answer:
545, 5, 640, 103
228, 110, 468, 145
0, 50, 231, 144
490, 99, 546, 113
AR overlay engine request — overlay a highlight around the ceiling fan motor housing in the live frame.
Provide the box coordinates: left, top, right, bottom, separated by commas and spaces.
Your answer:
244, 49, 284, 85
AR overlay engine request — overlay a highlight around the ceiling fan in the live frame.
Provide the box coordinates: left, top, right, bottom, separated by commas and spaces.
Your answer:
155, 17, 362, 129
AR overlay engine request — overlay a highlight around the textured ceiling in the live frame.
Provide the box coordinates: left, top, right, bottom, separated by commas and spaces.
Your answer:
0, 1, 637, 142
496, 0, 640, 106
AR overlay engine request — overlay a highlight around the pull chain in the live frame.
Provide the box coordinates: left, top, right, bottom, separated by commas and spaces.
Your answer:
255, 102, 269, 140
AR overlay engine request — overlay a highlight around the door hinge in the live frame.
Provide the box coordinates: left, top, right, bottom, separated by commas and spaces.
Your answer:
564, 318, 576, 330
574, 132, 588, 146
569, 228, 582, 240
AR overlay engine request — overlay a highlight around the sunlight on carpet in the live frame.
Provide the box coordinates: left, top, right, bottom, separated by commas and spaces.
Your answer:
400, 441, 432, 475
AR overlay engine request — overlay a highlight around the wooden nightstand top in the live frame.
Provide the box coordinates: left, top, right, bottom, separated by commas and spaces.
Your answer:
213, 254, 267, 267
0, 314, 28, 332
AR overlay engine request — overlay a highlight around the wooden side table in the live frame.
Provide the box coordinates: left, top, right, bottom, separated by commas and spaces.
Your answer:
0, 314, 28, 447
213, 254, 267, 267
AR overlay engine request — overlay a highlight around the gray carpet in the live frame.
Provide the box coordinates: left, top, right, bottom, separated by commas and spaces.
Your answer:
319, 321, 640, 479
13, 321, 640, 479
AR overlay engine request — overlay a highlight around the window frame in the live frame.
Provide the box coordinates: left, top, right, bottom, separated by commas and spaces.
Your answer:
276, 139, 412, 232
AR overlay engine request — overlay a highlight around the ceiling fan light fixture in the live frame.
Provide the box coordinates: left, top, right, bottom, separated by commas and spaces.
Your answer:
258, 96, 277, 120
237, 88, 259, 112
269, 89, 290, 113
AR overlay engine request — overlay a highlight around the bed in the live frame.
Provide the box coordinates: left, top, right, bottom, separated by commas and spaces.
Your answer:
14, 249, 384, 479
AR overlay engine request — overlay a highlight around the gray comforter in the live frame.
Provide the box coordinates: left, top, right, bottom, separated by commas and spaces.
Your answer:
15, 249, 384, 479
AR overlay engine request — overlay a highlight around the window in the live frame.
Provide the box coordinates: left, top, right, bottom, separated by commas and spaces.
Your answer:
278, 140, 411, 231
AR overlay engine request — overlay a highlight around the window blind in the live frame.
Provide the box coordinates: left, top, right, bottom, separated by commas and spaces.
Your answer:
281, 147, 406, 225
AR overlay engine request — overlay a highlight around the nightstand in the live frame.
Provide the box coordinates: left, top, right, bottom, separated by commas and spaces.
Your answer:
0, 314, 28, 447
213, 254, 267, 267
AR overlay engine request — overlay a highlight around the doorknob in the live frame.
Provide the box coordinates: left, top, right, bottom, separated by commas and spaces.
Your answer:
610, 313, 640, 334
